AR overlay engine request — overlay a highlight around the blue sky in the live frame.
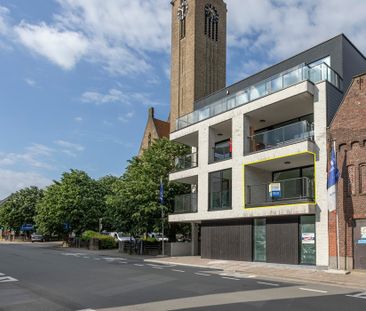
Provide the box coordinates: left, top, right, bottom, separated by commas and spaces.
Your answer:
1, 0, 366, 199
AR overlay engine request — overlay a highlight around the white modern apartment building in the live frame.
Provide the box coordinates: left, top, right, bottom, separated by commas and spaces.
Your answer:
168, 34, 366, 267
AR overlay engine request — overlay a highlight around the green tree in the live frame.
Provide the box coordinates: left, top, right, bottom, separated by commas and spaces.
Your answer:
35, 170, 105, 237
107, 138, 189, 237
0, 186, 43, 232
97, 175, 120, 231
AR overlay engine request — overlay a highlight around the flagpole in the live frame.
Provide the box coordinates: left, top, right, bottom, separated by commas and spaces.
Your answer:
160, 176, 165, 256
333, 140, 340, 270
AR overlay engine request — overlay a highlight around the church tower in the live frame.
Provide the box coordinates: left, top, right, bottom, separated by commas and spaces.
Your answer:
170, 0, 227, 131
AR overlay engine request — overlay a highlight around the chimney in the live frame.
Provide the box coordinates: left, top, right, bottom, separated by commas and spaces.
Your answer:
148, 107, 155, 119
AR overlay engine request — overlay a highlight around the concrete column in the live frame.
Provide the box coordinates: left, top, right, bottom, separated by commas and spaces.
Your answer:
232, 113, 244, 211
191, 222, 199, 256
198, 127, 209, 215
313, 82, 329, 268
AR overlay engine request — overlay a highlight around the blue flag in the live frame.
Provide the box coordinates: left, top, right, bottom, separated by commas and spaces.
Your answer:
160, 179, 164, 205
327, 146, 339, 211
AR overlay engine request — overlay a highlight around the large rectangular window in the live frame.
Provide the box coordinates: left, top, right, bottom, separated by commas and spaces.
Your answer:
299, 215, 316, 265
254, 219, 266, 262
209, 169, 232, 211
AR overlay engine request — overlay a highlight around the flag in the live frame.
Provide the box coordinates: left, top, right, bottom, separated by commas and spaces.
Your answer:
327, 144, 339, 212
229, 137, 232, 153
159, 178, 164, 205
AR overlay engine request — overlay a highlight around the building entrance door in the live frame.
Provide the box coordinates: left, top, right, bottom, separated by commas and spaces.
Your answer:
354, 219, 366, 270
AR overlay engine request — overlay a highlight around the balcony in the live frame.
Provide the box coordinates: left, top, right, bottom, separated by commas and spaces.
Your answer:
246, 177, 314, 208
174, 193, 197, 214
209, 190, 232, 211
176, 62, 342, 130
249, 120, 313, 153
174, 152, 198, 171
213, 143, 232, 162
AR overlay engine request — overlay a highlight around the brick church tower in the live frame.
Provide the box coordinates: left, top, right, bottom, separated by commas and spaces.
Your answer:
170, 0, 227, 131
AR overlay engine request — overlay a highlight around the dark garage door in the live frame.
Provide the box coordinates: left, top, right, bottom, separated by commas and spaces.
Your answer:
354, 219, 366, 270
266, 216, 299, 264
201, 219, 252, 261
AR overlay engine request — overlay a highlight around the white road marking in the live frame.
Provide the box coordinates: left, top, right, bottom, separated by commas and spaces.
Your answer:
0, 273, 4, 276
346, 292, 366, 299
221, 277, 240, 281
257, 281, 279, 287
151, 266, 163, 270
299, 287, 328, 294
119, 262, 127, 264
171, 269, 185, 273
194, 273, 210, 277
82, 256, 90, 259
103, 257, 127, 262
0, 276, 18, 283
134, 264, 144, 267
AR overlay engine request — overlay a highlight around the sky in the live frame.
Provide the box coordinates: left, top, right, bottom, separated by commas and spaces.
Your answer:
1, 0, 366, 199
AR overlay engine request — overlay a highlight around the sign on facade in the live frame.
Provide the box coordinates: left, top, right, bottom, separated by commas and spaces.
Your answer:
269, 183, 281, 198
301, 233, 315, 244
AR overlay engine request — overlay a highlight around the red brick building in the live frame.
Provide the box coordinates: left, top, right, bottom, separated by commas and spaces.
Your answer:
329, 73, 366, 270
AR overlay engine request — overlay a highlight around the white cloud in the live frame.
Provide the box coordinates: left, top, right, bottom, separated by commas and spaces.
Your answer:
117, 111, 135, 123
14, 22, 89, 70
25, 78, 36, 87
81, 88, 155, 106
0, 6, 9, 35
74, 116, 83, 122
0, 169, 51, 200
227, 0, 366, 61
54, 140, 84, 152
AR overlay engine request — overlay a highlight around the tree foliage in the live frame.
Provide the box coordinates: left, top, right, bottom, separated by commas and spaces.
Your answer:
107, 138, 189, 236
35, 170, 105, 236
0, 186, 43, 231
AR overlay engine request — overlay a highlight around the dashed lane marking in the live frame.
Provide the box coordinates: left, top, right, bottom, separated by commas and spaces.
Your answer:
346, 292, 366, 300
82, 256, 90, 259
257, 281, 279, 287
194, 273, 211, 277
221, 277, 240, 281
299, 287, 328, 294
151, 266, 163, 270
171, 269, 185, 273
119, 262, 127, 264
0, 276, 18, 283
134, 264, 144, 267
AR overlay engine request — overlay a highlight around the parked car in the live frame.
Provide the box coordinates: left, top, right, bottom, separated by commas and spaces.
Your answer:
31, 233, 45, 242
149, 232, 168, 242
116, 232, 135, 242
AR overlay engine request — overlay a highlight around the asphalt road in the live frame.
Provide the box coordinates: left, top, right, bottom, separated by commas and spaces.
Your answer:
0, 243, 365, 311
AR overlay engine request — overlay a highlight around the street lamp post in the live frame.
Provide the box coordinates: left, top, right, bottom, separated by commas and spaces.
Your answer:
160, 176, 165, 256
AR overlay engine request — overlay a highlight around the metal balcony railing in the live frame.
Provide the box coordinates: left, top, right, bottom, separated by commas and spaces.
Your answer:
249, 120, 313, 153
174, 193, 198, 214
176, 62, 342, 130
209, 190, 232, 211
246, 177, 314, 207
213, 144, 232, 162
174, 152, 198, 171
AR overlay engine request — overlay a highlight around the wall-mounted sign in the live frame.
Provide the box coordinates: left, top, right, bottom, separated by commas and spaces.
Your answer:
361, 227, 366, 239
269, 183, 281, 198
302, 232, 315, 244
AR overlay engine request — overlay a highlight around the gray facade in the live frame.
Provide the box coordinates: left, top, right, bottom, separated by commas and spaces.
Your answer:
194, 34, 366, 125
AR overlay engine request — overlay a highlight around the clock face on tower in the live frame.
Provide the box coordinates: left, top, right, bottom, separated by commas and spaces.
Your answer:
177, 0, 188, 20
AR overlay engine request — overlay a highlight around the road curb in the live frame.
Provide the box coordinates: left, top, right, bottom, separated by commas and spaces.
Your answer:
144, 259, 366, 291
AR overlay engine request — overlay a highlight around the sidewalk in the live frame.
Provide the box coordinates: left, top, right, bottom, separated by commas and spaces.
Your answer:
145, 256, 366, 290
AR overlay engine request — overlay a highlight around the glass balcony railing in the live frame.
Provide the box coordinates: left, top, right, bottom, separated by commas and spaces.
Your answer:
174, 193, 198, 214
209, 190, 232, 211
249, 120, 313, 153
213, 144, 232, 162
176, 62, 342, 130
174, 152, 198, 171
246, 177, 314, 207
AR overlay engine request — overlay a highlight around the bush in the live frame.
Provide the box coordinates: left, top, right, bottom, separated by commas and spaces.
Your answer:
81, 230, 98, 241
98, 235, 117, 249
80, 230, 117, 249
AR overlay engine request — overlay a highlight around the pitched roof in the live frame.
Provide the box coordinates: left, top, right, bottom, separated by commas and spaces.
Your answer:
153, 118, 170, 138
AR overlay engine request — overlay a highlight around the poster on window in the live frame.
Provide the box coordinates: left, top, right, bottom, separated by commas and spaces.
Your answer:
302, 233, 315, 244
269, 183, 281, 198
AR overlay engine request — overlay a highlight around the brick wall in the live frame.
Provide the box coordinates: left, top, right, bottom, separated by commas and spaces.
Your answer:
329, 73, 366, 269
